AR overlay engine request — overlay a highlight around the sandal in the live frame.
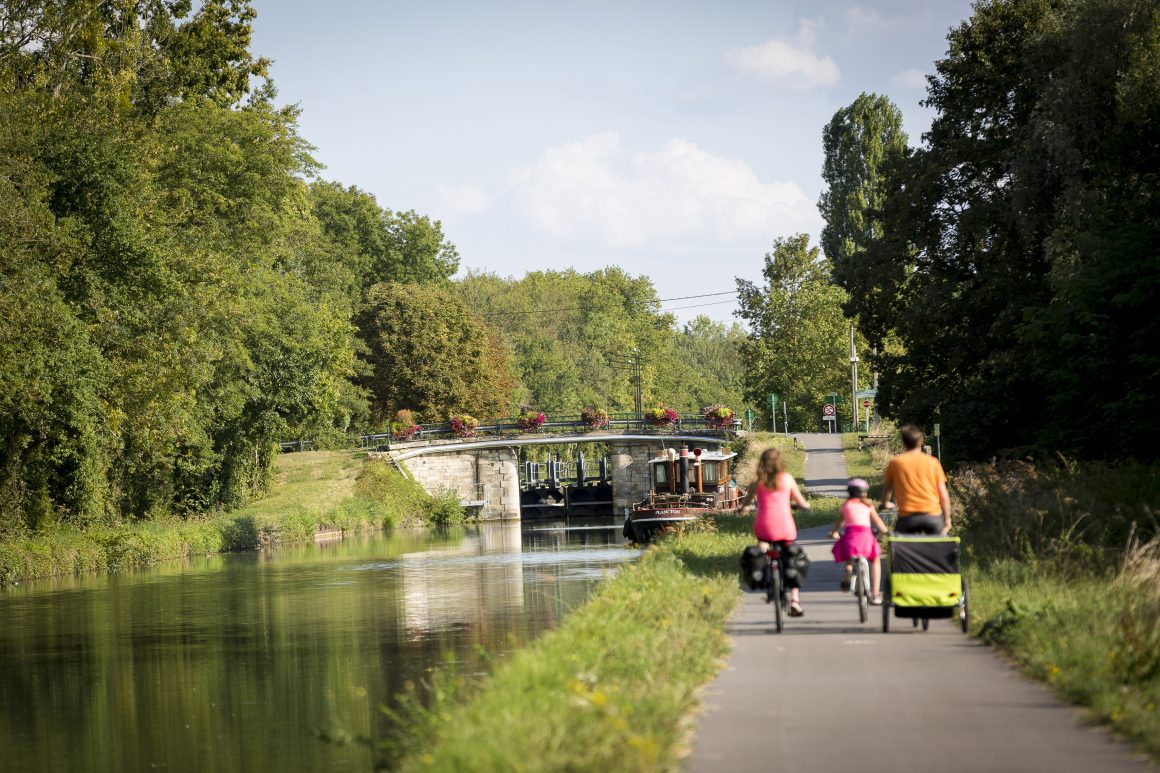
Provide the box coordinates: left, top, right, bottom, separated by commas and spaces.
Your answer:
870, 595, 884, 606
839, 578, 851, 592
789, 601, 804, 617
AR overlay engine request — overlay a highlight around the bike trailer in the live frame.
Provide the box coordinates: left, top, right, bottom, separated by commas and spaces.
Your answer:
884, 535, 963, 620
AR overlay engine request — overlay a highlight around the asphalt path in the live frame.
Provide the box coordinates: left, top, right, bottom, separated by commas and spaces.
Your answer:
684, 433, 1148, 773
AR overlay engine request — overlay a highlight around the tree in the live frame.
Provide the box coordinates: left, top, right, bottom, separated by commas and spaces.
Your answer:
736, 235, 866, 429
818, 92, 909, 347
357, 283, 517, 423
866, 0, 1159, 461
309, 182, 460, 298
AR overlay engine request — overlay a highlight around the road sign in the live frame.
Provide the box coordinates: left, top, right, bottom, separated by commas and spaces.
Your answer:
855, 389, 878, 398
822, 403, 836, 418
862, 399, 871, 409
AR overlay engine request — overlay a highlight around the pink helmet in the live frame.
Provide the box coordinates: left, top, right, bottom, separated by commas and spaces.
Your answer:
847, 478, 870, 497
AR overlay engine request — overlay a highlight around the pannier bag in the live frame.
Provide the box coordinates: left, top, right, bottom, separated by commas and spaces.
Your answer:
739, 545, 769, 591
781, 543, 811, 589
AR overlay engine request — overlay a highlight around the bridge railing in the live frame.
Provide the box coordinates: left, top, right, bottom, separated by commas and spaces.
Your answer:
352, 413, 740, 451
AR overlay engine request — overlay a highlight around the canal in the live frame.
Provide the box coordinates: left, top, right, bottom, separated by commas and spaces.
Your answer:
0, 519, 636, 771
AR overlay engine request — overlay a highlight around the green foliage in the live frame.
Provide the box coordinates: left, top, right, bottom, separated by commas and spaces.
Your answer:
308, 182, 460, 299
357, 283, 518, 423
397, 547, 736, 772
819, 92, 909, 340
736, 235, 868, 429
0, 453, 463, 583
862, 0, 1160, 461
454, 269, 746, 417
968, 558, 1160, 762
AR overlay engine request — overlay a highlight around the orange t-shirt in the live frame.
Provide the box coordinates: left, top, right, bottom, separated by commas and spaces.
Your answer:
883, 451, 947, 515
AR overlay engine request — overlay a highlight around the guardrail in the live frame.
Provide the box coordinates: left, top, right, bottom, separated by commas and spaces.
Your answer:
281, 412, 743, 452
363, 416, 739, 449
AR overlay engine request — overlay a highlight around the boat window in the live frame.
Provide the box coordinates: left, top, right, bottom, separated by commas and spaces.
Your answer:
701, 461, 719, 482
653, 463, 668, 485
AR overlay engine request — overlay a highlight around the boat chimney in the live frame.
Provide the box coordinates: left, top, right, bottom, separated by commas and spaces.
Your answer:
679, 445, 690, 494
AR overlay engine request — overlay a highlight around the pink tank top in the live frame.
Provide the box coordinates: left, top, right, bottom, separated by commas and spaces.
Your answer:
840, 499, 873, 528
754, 472, 797, 542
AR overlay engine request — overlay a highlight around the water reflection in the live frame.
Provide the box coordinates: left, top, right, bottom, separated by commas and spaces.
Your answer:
0, 519, 637, 772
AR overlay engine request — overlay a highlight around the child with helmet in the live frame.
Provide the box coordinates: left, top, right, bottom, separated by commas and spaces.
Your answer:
830, 478, 889, 604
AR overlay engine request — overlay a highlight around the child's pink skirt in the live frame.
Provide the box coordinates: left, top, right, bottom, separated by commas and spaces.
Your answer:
832, 525, 880, 562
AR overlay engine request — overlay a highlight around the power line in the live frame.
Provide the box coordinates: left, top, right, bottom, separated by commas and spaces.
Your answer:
659, 299, 738, 312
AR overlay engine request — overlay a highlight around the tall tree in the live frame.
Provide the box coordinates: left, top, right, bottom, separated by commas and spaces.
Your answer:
867, 0, 1159, 461
309, 182, 460, 297
818, 92, 909, 346
357, 283, 517, 423
736, 235, 865, 429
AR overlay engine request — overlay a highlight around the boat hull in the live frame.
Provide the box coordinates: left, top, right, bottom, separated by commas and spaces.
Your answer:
625, 503, 735, 543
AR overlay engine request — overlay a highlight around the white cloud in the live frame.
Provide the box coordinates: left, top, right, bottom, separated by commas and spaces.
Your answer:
436, 183, 490, 216
725, 20, 840, 88
844, 6, 886, 34
890, 67, 929, 91
509, 133, 820, 251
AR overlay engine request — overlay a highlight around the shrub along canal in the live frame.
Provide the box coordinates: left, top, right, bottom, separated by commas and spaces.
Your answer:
0, 519, 638, 772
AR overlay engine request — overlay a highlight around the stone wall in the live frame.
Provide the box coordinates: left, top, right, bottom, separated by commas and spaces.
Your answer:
609, 441, 664, 514
402, 447, 520, 520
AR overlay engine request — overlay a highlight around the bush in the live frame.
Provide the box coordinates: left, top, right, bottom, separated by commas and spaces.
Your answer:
954, 458, 1159, 571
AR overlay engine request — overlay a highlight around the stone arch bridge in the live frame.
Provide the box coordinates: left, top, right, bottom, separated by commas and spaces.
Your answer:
379, 431, 734, 519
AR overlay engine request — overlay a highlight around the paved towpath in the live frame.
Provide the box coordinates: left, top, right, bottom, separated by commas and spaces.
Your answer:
684, 432, 1148, 773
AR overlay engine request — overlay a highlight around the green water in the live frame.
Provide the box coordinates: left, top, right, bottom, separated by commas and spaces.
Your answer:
0, 520, 634, 772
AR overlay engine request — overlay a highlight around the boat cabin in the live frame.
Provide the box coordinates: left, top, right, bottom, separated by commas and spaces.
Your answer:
647, 447, 736, 501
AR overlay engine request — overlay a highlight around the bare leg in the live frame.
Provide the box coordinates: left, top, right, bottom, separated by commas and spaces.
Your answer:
871, 557, 881, 596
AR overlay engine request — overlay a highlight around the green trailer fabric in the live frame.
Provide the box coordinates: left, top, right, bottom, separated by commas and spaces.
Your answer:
890, 572, 963, 607
887, 536, 961, 608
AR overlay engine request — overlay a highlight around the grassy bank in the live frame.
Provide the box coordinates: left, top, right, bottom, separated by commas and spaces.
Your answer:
375, 435, 826, 770
391, 513, 762, 772
0, 451, 464, 585
840, 436, 1160, 761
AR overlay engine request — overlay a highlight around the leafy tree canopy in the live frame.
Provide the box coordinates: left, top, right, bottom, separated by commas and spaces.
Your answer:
864, 0, 1160, 461
736, 235, 868, 429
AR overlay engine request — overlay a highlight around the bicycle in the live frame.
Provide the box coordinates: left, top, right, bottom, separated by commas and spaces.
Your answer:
848, 554, 872, 623
762, 543, 789, 633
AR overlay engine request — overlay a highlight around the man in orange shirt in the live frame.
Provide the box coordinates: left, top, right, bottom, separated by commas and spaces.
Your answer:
881, 424, 951, 535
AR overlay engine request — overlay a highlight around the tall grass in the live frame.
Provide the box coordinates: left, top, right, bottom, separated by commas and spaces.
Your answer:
954, 459, 1158, 573
0, 452, 466, 585
969, 541, 1160, 760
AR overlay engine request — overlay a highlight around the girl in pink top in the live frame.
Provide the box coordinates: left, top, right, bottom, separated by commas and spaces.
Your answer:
830, 478, 889, 603
739, 448, 810, 616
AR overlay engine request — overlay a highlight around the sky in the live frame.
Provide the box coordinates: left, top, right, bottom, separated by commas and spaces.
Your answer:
249, 0, 976, 324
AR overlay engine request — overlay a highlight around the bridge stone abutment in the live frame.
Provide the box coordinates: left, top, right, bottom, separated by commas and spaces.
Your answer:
402, 447, 521, 520
609, 441, 664, 515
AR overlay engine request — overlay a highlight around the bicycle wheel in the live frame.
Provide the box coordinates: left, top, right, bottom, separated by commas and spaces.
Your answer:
856, 560, 869, 623
771, 566, 784, 633
961, 577, 970, 634
881, 575, 891, 633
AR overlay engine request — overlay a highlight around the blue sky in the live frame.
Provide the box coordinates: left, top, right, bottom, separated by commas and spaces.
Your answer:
250, 0, 975, 323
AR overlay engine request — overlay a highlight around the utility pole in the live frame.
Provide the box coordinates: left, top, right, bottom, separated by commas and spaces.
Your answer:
850, 324, 859, 430
607, 351, 643, 420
